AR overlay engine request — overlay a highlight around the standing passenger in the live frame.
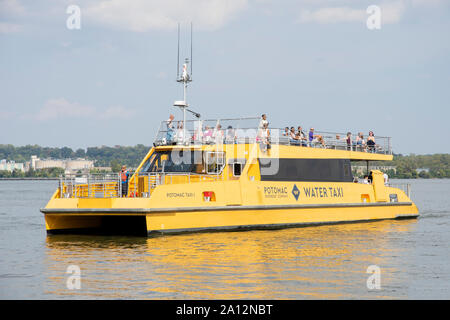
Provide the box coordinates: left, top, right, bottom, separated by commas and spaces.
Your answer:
166, 114, 175, 144
120, 165, 129, 197
258, 114, 268, 130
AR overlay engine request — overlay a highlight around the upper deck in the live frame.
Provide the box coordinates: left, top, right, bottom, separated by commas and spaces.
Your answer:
154, 117, 393, 161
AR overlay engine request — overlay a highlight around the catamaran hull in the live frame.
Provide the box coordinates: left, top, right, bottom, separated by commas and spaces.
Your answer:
41, 201, 418, 236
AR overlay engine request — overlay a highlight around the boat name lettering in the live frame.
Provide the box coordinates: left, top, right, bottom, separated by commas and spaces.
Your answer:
303, 187, 344, 198
166, 192, 195, 198
264, 186, 289, 199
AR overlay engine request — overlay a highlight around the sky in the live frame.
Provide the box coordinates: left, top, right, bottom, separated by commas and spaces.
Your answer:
0, 0, 449, 154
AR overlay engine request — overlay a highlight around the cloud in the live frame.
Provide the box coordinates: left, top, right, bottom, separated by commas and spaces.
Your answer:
297, 1, 407, 25
35, 98, 96, 121
0, 0, 26, 17
99, 106, 135, 119
32, 98, 132, 121
298, 7, 365, 24
0, 22, 21, 33
83, 0, 249, 32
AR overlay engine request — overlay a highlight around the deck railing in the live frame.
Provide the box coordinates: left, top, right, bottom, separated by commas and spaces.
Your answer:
58, 171, 224, 199
153, 118, 392, 155
387, 183, 411, 198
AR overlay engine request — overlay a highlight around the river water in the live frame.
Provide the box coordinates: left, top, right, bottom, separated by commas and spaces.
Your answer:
0, 179, 449, 299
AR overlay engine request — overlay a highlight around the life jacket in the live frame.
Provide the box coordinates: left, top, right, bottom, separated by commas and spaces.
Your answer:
121, 171, 128, 182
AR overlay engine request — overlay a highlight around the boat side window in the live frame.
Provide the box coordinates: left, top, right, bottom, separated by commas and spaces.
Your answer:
205, 151, 225, 174
233, 163, 242, 176
140, 153, 157, 173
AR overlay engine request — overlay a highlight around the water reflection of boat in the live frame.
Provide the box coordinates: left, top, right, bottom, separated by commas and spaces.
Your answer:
43, 219, 418, 299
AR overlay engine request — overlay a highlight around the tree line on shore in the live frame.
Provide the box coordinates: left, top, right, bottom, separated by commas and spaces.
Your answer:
0, 144, 449, 179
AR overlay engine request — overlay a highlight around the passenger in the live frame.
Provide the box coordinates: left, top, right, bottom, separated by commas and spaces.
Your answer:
193, 122, 203, 143
289, 127, 300, 145
282, 127, 289, 137
383, 172, 389, 185
120, 165, 130, 197
356, 132, 366, 151
225, 125, 236, 144
176, 121, 184, 144
367, 131, 376, 153
258, 114, 268, 130
363, 175, 369, 184
345, 132, 352, 151
309, 128, 325, 148
166, 114, 175, 145
203, 125, 213, 144
260, 122, 271, 152
297, 126, 307, 146
213, 124, 224, 144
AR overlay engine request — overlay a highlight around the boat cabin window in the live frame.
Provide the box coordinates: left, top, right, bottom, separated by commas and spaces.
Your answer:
139, 150, 225, 175
259, 158, 353, 182
140, 150, 205, 174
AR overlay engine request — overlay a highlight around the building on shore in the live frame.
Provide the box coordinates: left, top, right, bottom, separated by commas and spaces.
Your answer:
25, 156, 94, 175
0, 160, 25, 172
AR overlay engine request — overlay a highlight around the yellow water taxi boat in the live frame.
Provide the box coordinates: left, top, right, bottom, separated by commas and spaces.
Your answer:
40, 117, 418, 236
40, 55, 418, 236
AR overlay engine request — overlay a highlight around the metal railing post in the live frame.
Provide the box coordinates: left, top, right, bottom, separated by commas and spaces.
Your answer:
118, 173, 121, 198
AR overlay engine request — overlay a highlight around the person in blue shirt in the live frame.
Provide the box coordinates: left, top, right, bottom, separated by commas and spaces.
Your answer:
166, 114, 175, 144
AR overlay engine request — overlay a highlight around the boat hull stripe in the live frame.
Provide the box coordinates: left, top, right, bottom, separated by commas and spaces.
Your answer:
41, 201, 413, 214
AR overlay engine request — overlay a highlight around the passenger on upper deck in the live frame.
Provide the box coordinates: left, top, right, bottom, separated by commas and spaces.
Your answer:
166, 114, 175, 144
283, 127, 289, 137
308, 128, 325, 148
346, 132, 352, 151
213, 124, 224, 144
259, 122, 271, 152
225, 126, 236, 144
367, 131, 376, 153
259, 114, 268, 130
203, 125, 213, 144
297, 126, 307, 146
176, 121, 184, 144
289, 127, 300, 145
356, 132, 366, 152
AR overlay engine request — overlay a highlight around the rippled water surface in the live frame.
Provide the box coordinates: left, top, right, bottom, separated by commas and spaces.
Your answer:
0, 179, 449, 299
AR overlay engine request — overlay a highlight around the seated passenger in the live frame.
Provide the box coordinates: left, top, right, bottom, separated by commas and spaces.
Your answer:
356, 132, 366, 151
309, 128, 325, 148
282, 127, 289, 136
367, 131, 376, 153
297, 126, 307, 146
289, 127, 300, 145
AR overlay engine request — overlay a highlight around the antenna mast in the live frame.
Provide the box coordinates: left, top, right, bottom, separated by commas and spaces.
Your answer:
174, 22, 198, 145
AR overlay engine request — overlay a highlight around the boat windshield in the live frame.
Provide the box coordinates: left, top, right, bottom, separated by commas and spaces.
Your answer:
139, 150, 206, 174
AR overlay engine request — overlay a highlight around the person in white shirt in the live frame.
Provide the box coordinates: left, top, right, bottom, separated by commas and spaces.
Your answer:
383, 173, 389, 185
258, 114, 268, 130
